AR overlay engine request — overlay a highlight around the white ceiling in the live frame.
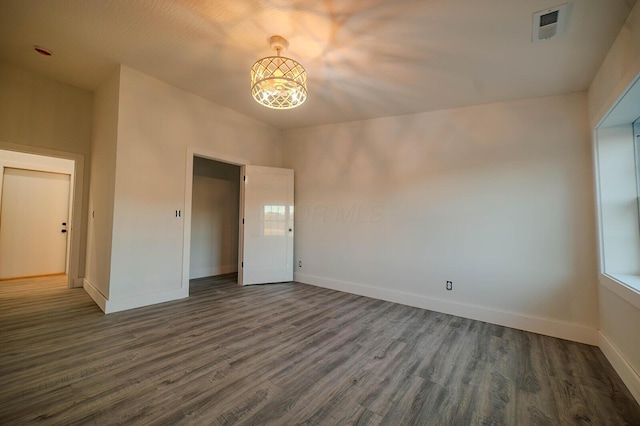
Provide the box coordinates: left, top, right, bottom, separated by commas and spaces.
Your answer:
0, 0, 636, 129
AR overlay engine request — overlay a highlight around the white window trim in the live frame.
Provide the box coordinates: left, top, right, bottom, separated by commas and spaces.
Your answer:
594, 72, 640, 310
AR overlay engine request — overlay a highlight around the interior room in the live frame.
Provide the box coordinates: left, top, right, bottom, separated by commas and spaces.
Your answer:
0, 0, 639, 424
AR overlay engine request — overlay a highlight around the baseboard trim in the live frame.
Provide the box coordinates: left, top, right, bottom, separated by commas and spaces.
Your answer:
82, 279, 107, 313
294, 272, 598, 346
599, 331, 640, 404
190, 264, 238, 280
104, 287, 189, 314
73, 277, 84, 288
83, 279, 189, 314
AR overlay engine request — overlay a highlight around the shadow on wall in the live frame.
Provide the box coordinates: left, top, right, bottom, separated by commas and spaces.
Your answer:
131, 0, 604, 127
284, 93, 598, 326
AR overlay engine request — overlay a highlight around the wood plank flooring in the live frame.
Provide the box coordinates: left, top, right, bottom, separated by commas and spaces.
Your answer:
1, 274, 639, 425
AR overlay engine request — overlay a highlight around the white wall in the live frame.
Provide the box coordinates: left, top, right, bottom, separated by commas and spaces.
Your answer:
283, 92, 599, 344
103, 66, 281, 310
84, 67, 120, 301
190, 157, 240, 279
0, 62, 92, 158
0, 62, 92, 285
599, 282, 640, 401
588, 1, 640, 404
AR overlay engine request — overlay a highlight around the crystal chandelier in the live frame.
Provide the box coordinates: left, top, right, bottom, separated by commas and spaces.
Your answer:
251, 36, 307, 109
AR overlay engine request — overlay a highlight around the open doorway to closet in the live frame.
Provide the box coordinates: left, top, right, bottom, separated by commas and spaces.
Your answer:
182, 149, 294, 291
189, 156, 241, 283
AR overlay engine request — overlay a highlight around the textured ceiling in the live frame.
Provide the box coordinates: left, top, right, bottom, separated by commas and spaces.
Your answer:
0, 0, 636, 129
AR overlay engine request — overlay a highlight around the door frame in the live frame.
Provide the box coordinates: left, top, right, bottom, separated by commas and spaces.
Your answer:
182, 147, 250, 290
0, 143, 85, 289
1, 167, 72, 278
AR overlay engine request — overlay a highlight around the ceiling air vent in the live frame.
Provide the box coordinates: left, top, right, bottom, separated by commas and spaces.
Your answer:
532, 3, 569, 42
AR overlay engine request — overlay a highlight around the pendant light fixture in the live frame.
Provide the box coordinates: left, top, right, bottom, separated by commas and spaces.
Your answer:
250, 35, 307, 109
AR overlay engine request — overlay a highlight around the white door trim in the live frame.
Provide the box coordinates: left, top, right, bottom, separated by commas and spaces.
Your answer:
0, 144, 85, 289
182, 147, 250, 290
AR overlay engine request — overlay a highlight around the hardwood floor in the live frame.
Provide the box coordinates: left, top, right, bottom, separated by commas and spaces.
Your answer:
1, 275, 639, 425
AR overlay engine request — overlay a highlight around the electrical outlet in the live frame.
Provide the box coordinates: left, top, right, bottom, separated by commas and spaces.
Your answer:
446, 281, 453, 291
298, 260, 303, 267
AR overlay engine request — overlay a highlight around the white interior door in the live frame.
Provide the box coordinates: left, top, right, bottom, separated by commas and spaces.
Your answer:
0, 168, 70, 279
240, 165, 294, 285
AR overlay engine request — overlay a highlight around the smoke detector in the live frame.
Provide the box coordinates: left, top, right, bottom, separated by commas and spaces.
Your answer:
532, 3, 570, 42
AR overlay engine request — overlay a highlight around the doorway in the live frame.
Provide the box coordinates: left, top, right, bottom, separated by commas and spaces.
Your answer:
0, 149, 77, 286
189, 156, 241, 281
0, 168, 71, 279
182, 148, 294, 291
